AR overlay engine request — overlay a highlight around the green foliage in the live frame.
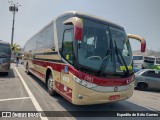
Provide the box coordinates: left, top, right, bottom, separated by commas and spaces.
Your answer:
148, 65, 160, 70
11, 43, 21, 57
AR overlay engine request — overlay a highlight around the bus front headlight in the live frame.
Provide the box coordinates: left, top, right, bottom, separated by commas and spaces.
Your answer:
73, 75, 97, 88
73, 76, 82, 83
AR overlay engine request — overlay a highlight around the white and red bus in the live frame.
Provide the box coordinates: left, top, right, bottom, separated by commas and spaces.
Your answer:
24, 11, 146, 105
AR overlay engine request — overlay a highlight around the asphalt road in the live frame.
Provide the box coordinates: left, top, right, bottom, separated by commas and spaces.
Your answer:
0, 63, 159, 120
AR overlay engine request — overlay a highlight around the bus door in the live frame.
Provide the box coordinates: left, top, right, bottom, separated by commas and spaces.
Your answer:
60, 25, 74, 100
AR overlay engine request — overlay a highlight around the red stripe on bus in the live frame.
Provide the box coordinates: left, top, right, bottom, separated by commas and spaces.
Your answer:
33, 59, 61, 72
59, 84, 72, 99
30, 68, 45, 79
55, 81, 60, 91
54, 81, 72, 102
54, 87, 72, 102
32, 59, 134, 86
30, 67, 72, 101
69, 66, 134, 86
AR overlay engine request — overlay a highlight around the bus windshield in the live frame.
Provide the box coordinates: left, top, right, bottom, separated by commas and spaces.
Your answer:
0, 44, 11, 56
77, 19, 133, 77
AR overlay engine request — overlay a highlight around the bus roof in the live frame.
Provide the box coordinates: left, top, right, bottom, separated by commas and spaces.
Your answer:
26, 11, 125, 43
55, 11, 124, 30
0, 40, 10, 45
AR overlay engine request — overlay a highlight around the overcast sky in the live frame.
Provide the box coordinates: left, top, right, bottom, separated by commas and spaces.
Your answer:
0, 0, 160, 51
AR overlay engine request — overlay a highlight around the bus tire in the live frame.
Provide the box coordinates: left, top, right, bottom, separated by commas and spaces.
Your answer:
47, 73, 57, 96
26, 63, 31, 75
137, 82, 148, 90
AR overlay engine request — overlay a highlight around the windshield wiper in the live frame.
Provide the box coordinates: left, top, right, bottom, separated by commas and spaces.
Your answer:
114, 40, 130, 76
97, 36, 114, 76
97, 49, 111, 75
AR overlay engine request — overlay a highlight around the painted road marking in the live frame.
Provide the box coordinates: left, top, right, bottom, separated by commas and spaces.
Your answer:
15, 67, 48, 120
0, 97, 30, 102
128, 100, 158, 112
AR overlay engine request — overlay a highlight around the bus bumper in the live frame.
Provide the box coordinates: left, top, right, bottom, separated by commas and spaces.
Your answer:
0, 63, 10, 73
72, 81, 134, 105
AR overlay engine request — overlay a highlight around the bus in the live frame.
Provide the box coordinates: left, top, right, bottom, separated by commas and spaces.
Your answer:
133, 55, 160, 70
144, 56, 160, 70
155, 57, 160, 65
133, 55, 144, 71
0, 40, 11, 75
24, 11, 146, 105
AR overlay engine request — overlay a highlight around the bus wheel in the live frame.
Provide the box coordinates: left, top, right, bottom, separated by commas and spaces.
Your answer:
137, 83, 148, 90
47, 73, 57, 96
26, 64, 30, 75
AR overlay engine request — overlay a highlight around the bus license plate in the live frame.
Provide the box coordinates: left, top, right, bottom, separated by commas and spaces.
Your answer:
109, 95, 120, 100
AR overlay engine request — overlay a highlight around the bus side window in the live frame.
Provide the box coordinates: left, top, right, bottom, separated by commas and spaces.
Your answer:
62, 29, 74, 64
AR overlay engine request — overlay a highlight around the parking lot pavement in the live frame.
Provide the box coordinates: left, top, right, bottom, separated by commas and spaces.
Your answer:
0, 64, 40, 120
128, 89, 160, 111
0, 65, 29, 100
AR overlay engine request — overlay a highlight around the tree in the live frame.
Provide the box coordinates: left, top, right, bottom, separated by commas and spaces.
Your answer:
11, 43, 21, 58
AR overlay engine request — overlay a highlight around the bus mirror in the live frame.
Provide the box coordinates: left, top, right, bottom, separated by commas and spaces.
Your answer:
74, 26, 83, 40
64, 17, 83, 40
141, 42, 146, 52
127, 34, 146, 52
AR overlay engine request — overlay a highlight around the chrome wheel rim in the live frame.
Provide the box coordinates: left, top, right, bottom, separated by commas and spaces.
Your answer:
48, 75, 53, 92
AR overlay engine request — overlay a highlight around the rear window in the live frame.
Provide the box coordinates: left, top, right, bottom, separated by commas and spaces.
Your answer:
135, 69, 146, 75
143, 70, 160, 78
0, 44, 11, 55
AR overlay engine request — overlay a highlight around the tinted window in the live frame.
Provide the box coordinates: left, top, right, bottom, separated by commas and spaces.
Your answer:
0, 44, 11, 55
143, 70, 160, 78
78, 20, 110, 71
62, 29, 74, 64
38, 24, 54, 49
144, 57, 155, 63
77, 19, 133, 75
24, 23, 54, 52
156, 58, 160, 64
56, 15, 73, 50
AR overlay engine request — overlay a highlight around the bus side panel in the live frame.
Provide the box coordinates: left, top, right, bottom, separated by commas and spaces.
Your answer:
55, 15, 74, 101
60, 65, 73, 101
27, 53, 35, 72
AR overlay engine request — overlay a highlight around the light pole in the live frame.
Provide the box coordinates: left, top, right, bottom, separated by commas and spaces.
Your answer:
8, 0, 21, 46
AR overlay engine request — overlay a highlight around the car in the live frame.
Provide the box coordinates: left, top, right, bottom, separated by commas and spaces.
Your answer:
134, 69, 160, 90
133, 67, 141, 73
